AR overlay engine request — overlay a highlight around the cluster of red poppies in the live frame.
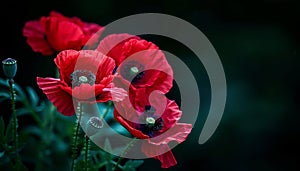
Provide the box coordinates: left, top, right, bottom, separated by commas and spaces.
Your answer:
23, 11, 192, 168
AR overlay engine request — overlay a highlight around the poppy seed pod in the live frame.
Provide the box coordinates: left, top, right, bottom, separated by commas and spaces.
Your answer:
2, 58, 17, 79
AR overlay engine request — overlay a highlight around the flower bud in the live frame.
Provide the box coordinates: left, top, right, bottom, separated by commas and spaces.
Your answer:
2, 58, 17, 79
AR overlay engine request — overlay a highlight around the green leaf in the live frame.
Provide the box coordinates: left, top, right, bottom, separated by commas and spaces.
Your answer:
0, 91, 10, 103
0, 151, 10, 165
0, 78, 8, 87
13, 159, 28, 171
26, 87, 39, 106
22, 126, 43, 137
16, 108, 30, 117
0, 91, 10, 99
13, 83, 26, 100
5, 120, 13, 142
0, 98, 8, 103
0, 151, 4, 158
0, 117, 4, 142
123, 160, 144, 171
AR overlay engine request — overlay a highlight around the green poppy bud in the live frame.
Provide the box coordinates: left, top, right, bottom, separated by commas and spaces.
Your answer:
2, 58, 17, 79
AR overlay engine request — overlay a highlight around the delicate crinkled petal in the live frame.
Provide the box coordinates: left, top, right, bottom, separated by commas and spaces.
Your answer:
36, 77, 75, 116
96, 33, 139, 66
159, 100, 182, 132
62, 84, 105, 101
128, 86, 148, 112
54, 50, 115, 85
73, 50, 115, 83
41, 17, 84, 51
23, 11, 103, 55
150, 123, 192, 145
23, 20, 55, 55
151, 71, 174, 94
102, 87, 127, 102
123, 90, 179, 130
117, 49, 173, 90
82, 23, 104, 49
83, 22, 103, 35
141, 142, 177, 168
49, 11, 71, 21
54, 50, 79, 84
95, 55, 115, 82
114, 109, 149, 139
122, 39, 158, 58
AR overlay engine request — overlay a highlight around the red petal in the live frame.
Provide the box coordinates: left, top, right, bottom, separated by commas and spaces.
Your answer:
122, 39, 158, 58
126, 91, 180, 130
159, 100, 182, 131
114, 110, 149, 139
54, 50, 115, 85
96, 33, 139, 66
102, 87, 127, 102
48, 11, 86, 29
95, 55, 115, 83
141, 142, 177, 168
49, 11, 70, 21
82, 22, 103, 35
117, 48, 173, 91
40, 16, 84, 51
23, 20, 55, 55
73, 50, 115, 83
150, 123, 192, 145
36, 77, 75, 116
128, 86, 148, 112
72, 84, 105, 100
54, 50, 79, 85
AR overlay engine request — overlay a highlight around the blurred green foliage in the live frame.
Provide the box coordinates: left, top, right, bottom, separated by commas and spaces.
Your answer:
0, 78, 144, 170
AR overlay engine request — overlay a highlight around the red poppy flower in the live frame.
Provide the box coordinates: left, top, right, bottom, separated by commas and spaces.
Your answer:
114, 92, 192, 168
97, 34, 173, 109
37, 49, 126, 116
23, 11, 104, 56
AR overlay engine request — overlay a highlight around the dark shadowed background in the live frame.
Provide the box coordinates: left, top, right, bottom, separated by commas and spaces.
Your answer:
0, 0, 299, 170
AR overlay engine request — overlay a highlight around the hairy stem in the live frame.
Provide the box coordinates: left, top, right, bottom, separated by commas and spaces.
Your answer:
101, 101, 112, 119
71, 102, 83, 171
113, 137, 138, 171
9, 79, 18, 156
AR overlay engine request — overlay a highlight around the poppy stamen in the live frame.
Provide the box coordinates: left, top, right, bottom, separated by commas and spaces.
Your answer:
71, 70, 96, 87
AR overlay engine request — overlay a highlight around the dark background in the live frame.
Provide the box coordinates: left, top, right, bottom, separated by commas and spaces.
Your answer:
0, 0, 299, 170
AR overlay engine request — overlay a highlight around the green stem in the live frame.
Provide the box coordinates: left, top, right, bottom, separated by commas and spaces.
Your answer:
101, 101, 112, 119
112, 137, 138, 171
71, 102, 83, 171
9, 79, 18, 156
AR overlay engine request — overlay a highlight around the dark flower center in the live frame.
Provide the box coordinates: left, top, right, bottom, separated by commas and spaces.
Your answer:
138, 105, 164, 137
70, 70, 96, 87
120, 60, 145, 84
